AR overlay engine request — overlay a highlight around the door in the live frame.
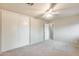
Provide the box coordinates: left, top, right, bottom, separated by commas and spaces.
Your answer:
44, 24, 50, 40
44, 23, 54, 40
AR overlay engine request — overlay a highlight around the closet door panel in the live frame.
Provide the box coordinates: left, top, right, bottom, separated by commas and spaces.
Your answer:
1, 10, 29, 51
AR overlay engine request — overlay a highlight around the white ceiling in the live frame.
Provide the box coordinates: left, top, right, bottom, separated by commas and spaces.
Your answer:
45, 3, 79, 20
52, 3, 79, 19
0, 3, 79, 20
52, 3, 79, 11
0, 3, 51, 17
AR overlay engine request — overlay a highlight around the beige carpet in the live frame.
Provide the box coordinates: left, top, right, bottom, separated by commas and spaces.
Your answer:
0, 40, 79, 56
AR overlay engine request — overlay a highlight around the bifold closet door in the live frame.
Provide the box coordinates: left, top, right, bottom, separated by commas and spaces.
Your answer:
1, 10, 29, 51
17, 15, 29, 46
30, 18, 44, 44
1, 9, 44, 51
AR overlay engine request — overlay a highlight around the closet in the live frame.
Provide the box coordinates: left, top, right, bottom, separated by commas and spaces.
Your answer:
0, 9, 44, 52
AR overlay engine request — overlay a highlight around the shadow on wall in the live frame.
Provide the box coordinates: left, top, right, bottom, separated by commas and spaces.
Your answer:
55, 24, 79, 43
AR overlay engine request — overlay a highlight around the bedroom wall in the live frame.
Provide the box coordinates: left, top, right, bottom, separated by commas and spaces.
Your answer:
50, 15, 79, 42
0, 10, 2, 52
30, 17, 44, 44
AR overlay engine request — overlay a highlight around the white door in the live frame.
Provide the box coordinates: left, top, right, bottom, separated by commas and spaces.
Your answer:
44, 24, 50, 40
44, 23, 54, 40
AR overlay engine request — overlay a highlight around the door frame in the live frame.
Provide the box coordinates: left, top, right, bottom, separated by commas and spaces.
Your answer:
44, 23, 55, 41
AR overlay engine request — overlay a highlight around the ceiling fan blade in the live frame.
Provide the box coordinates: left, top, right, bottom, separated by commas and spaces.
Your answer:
45, 3, 56, 12
36, 3, 57, 19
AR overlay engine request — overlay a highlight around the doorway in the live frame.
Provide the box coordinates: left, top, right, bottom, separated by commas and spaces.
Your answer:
44, 23, 54, 40
44, 24, 50, 40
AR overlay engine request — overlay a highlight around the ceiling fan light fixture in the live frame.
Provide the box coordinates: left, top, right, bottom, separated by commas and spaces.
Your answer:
42, 11, 59, 20
42, 12, 55, 19
45, 13, 52, 18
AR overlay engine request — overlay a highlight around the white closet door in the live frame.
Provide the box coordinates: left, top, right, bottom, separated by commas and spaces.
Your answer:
18, 15, 29, 46
1, 10, 29, 51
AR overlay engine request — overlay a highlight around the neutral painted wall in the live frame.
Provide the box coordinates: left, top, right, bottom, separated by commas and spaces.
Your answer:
31, 17, 44, 44
51, 15, 79, 43
1, 10, 30, 52
0, 10, 2, 51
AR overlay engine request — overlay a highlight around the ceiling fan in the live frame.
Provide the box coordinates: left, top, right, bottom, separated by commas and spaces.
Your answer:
25, 3, 34, 6
25, 3, 59, 20
36, 3, 59, 19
